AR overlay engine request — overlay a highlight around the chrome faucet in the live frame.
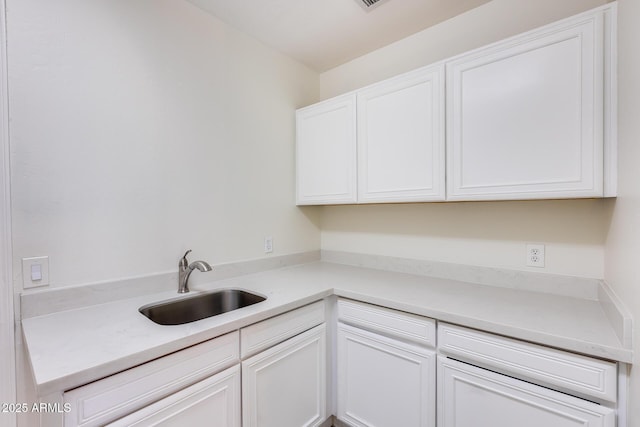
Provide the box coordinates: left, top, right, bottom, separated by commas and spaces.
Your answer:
178, 250, 213, 293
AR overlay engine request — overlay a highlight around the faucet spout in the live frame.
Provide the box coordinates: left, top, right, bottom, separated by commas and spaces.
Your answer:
189, 260, 213, 273
178, 250, 213, 293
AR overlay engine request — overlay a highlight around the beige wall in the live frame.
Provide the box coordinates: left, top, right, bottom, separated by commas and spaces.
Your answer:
604, 0, 640, 424
320, 0, 608, 99
8, 0, 321, 290
319, 0, 610, 279
322, 200, 609, 277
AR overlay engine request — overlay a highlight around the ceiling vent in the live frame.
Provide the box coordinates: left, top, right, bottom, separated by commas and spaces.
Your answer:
354, 0, 390, 12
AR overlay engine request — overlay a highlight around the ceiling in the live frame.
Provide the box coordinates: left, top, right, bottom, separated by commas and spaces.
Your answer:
186, 0, 492, 72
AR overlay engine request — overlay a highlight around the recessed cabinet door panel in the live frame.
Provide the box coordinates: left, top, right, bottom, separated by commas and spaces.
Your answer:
296, 94, 357, 205
337, 323, 436, 427
242, 324, 327, 427
447, 14, 604, 200
437, 357, 615, 427
358, 65, 445, 202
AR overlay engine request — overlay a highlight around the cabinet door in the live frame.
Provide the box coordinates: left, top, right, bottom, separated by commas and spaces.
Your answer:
438, 357, 615, 427
242, 324, 327, 427
357, 64, 445, 202
106, 365, 240, 427
447, 13, 605, 200
337, 323, 436, 427
296, 94, 357, 205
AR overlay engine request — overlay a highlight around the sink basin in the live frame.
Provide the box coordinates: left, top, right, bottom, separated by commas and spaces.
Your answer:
139, 289, 266, 325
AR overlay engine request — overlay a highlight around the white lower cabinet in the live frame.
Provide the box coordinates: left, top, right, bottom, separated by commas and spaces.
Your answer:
438, 357, 615, 427
337, 324, 436, 427
54, 299, 623, 427
106, 365, 240, 427
63, 331, 240, 427
336, 299, 437, 427
60, 303, 328, 427
437, 323, 618, 403
242, 324, 327, 427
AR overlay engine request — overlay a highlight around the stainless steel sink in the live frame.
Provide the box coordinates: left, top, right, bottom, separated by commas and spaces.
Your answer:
139, 289, 266, 325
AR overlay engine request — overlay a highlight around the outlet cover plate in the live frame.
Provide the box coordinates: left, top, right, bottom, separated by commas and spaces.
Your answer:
526, 244, 545, 268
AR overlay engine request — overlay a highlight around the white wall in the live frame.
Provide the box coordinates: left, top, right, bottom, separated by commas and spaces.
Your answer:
604, 0, 640, 424
9, 2, 321, 425
319, 0, 609, 279
8, 0, 321, 290
0, 0, 16, 424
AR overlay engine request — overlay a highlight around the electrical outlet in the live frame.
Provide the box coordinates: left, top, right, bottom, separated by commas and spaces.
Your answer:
526, 244, 545, 268
22, 256, 50, 289
264, 236, 273, 254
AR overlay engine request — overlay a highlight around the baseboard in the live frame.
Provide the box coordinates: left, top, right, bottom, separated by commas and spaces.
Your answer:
331, 416, 352, 427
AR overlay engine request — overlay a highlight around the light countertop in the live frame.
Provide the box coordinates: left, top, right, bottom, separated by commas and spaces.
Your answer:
21, 261, 632, 397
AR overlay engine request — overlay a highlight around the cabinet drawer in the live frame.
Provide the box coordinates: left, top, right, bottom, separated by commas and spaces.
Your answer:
64, 331, 239, 427
337, 298, 436, 347
438, 357, 615, 427
106, 365, 241, 427
240, 300, 325, 358
438, 323, 617, 402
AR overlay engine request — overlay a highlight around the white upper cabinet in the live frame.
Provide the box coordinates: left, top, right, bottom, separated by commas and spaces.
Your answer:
357, 65, 445, 202
295, 4, 616, 205
446, 8, 615, 201
296, 94, 357, 205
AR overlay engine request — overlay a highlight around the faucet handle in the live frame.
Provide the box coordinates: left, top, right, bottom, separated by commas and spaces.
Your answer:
180, 250, 192, 268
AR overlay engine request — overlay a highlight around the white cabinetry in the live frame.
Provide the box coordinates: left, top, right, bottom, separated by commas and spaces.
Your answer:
240, 300, 328, 427
357, 64, 445, 202
446, 7, 615, 200
63, 332, 239, 427
60, 302, 328, 427
46, 295, 625, 427
295, 4, 616, 204
106, 365, 240, 427
438, 358, 615, 427
296, 94, 357, 205
437, 323, 617, 427
336, 299, 436, 427
242, 324, 327, 427
296, 64, 445, 205
438, 323, 618, 402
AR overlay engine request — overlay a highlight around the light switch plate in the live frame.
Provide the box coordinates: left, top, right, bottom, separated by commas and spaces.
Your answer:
264, 236, 273, 253
22, 256, 50, 289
